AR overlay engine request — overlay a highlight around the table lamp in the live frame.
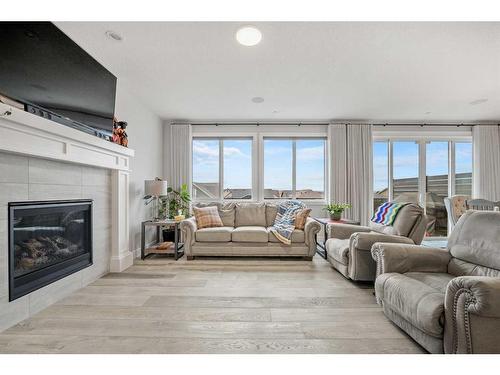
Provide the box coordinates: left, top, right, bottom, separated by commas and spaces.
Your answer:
144, 178, 168, 220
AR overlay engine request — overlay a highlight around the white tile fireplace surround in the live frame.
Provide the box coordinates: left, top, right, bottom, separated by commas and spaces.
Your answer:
0, 102, 135, 331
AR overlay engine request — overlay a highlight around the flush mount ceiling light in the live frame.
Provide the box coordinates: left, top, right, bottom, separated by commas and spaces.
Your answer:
105, 30, 123, 41
236, 26, 262, 46
251, 96, 264, 103
469, 98, 488, 105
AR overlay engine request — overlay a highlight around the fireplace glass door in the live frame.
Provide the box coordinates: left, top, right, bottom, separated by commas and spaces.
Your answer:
9, 200, 92, 300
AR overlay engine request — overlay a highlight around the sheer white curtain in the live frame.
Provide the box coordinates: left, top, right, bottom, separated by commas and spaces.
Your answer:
329, 124, 373, 225
473, 125, 500, 200
168, 123, 192, 191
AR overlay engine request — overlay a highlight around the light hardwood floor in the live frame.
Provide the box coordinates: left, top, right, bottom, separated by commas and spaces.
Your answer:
0, 255, 425, 354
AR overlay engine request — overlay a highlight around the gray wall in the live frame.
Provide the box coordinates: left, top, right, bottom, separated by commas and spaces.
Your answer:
0, 152, 112, 331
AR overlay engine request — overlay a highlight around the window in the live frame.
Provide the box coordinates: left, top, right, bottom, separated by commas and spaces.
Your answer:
263, 139, 293, 198
373, 141, 389, 211
192, 139, 219, 200
392, 141, 419, 204
455, 142, 473, 196
263, 138, 326, 199
426, 142, 449, 237
223, 139, 253, 199
192, 138, 253, 200
372, 139, 473, 237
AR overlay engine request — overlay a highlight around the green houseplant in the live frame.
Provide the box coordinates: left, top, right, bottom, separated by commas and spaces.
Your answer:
323, 203, 352, 221
158, 183, 191, 219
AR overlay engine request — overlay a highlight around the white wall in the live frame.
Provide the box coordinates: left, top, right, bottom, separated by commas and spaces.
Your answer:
114, 83, 163, 254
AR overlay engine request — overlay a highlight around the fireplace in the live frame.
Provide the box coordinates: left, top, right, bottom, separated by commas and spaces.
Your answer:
8, 200, 93, 301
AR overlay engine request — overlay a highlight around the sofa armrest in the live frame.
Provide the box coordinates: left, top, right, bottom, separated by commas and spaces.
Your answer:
180, 217, 197, 257
351, 232, 414, 251
327, 223, 371, 240
304, 217, 321, 255
444, 276, 500, 353
371, 242, 450, 277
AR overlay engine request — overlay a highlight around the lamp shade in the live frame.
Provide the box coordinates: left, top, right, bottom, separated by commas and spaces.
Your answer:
145, 179, 168, 196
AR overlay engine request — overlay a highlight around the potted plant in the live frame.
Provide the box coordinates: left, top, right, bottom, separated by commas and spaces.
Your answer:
159, 184, 191, 241
323, 203, 352, 221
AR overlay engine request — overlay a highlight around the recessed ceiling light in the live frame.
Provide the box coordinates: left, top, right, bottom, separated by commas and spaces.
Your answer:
236, 26, 262, 46
251, 96, 264, 103
469, 98, 488, 105
105, 30, 123, 41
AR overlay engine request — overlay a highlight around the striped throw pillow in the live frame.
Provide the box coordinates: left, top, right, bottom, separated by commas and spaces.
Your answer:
194, 206, 223, 229
295, 208, 311, 230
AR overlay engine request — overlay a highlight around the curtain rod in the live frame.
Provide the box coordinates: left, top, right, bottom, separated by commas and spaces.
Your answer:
190, 122, 328, 126
188, 122, 493, 127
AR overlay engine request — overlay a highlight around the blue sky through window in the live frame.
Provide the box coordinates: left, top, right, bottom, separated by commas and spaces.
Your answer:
223, 139, 252, 189
296, 139, 325, 193
455, 142, 473, 174
192, 139, 219, 184
264, 139, 293, 191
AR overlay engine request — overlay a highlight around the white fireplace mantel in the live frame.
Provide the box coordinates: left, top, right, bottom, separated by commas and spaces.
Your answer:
0, 102, 135, 272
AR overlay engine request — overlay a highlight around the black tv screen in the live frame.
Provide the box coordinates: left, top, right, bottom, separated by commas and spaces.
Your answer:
0, 22, 116, 134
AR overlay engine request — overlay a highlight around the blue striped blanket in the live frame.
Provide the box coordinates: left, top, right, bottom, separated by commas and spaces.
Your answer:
371, 202, 409, 226
270, 200, 306, 245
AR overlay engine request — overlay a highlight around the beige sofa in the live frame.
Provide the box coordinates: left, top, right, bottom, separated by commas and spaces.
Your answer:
372, 210, 500, 353
180, 202, 321, 260
325, 203, 427, 281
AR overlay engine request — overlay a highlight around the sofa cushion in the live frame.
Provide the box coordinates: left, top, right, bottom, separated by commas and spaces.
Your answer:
195, 202, 235, 227
369, 203, 423, 237
193, 206, 223, 229
219, 203, 236, 227
235, 203, 266, 227
232, 226, 268, 243
375, 272, 454, 338
266, 204, 278, 227
447, 210, 500, 273
325, 238, 350, 265
268, 227, 305, 243
194, 202, 221, 209
196, 226, 233, 242
295, 208, 311, 230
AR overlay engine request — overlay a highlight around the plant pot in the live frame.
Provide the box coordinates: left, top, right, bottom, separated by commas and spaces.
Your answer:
330, 212, 342, 221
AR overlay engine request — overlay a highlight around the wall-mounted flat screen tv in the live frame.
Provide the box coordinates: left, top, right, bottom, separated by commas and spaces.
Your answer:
0, 22, 117, 135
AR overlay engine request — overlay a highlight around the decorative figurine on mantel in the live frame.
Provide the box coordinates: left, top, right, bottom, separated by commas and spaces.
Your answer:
117, 121, 128, 147
111, 117, 129, 147
111, 117, 120, 144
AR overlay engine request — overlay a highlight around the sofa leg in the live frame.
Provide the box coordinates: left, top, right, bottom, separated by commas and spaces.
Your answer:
187, 255, 194, 261
303, 256, 313, 261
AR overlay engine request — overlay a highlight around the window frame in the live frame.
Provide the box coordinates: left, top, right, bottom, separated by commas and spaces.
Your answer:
260, 136, 327, 201
372, 127, 473, 237
191, 136, 256, 202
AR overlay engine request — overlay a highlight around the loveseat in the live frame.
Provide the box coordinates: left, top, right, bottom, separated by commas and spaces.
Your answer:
371, 210, 500, 353
180, 202, 321, 260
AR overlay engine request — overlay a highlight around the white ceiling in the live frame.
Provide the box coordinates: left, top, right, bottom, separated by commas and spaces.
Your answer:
56, 22, 500, 123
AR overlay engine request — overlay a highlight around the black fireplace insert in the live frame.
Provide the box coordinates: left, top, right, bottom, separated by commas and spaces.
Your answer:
8, 199, 93, 301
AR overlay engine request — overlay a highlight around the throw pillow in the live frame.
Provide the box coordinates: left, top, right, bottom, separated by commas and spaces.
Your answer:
193, 206, 223, 229
295, 208, 311, 230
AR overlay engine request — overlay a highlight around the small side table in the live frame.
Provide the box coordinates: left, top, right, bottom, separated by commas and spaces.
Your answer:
141, 219, 185, 260
312, 217, 361, 259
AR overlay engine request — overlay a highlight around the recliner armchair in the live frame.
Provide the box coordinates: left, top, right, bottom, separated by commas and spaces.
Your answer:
325, 203, 427, 281
372, 210, 500, 354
